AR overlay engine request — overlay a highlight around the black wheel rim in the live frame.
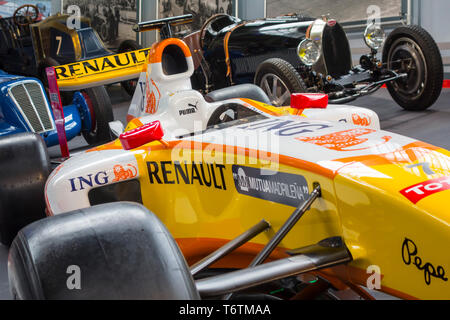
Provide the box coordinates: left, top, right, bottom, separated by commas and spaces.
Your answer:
387, 37, 427, 100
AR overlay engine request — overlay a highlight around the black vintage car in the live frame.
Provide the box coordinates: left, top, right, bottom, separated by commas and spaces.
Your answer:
185, 14, 443, 110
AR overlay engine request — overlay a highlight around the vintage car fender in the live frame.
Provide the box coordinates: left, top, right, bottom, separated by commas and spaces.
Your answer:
0, 70, 88, 147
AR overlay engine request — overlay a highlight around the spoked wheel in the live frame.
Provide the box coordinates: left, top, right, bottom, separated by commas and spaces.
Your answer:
260, 73, 292, 107
383, 25, 443, 111
13, 4, 39, 26
255, 58, 307, 107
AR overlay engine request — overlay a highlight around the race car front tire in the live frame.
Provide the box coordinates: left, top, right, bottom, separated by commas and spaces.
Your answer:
8, 202, 200, 299
0, 133, 50, 246
81, 86, 114, 145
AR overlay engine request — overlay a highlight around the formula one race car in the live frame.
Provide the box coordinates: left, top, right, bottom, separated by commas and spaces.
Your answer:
0, 7, 142, 96
1, 16, 448, 300
185, 14, 443, 110
0, 69, 112, 146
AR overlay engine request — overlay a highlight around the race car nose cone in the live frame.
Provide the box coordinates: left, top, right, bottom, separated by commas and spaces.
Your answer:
290, 93, 328, 109
119, 120, 165, 150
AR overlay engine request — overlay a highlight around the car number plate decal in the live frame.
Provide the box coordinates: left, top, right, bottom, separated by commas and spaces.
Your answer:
232, 165, 309, 207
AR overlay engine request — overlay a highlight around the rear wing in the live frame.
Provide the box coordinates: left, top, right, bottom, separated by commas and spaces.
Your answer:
133, 14, 193, 34
54, 48, 150, 91
55, 14, 193, 91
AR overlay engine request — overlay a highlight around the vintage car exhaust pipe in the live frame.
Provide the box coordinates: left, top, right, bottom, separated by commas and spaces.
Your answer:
196, 237, 352, 297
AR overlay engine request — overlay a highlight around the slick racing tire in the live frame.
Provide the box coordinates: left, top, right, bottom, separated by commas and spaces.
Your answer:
81, 86, 114, 145
254, 58, 307, 107
0, 133, 50, 246
383, 25, 443, 111
8, 202, 200, 300
118, 40, 142, 96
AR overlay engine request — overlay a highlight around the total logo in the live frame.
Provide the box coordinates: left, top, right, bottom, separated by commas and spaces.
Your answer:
400, 176, 450, 204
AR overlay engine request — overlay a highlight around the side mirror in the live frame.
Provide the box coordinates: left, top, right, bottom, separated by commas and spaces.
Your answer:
109, 120, 125, 139
119, 120, 166, 150
291, 93, 328, 109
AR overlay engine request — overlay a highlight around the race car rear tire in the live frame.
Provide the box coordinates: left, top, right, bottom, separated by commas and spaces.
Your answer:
118, 40, 142, 96
8, 202, 200, 300
254, 58, 307, 107
37, 57, 73, 105
81, 86, 114, 145
0, 133, 50, 246
383, 25, 443, 111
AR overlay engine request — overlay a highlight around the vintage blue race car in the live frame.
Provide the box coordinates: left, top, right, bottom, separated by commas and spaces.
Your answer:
0, 69, 113, 147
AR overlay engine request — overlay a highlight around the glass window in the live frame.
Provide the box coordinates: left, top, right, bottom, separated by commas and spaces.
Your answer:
266, 0, 402, 22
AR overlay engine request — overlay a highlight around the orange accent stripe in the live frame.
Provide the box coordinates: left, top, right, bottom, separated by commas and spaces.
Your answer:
89, 138, 336, 178
223, 23, 247, 82
335, 141, 441, 166
134, 140, 337, 179
240, 98, 284, 116
131, 118, 144, 127
148, 38, 192, 64
86, 132, 442, 180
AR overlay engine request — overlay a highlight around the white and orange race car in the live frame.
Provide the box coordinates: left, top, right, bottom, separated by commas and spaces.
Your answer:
0, 16, 449, 300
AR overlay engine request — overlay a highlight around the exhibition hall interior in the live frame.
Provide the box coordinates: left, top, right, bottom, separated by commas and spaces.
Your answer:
0, 0, 448, 303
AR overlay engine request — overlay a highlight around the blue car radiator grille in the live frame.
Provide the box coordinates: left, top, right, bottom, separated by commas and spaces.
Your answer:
9, 82, 54, 133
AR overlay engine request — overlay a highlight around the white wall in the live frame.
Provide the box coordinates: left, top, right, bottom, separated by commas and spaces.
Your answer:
413, 0, 450, 75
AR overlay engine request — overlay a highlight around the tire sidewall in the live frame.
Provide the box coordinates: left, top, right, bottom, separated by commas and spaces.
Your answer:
81, 86, 114, 145
382, 25, 443, 110
118, 40, 142, 96
254, 58, 307, 105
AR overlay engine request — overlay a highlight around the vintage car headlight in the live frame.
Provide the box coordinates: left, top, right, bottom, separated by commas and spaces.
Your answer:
297, 39, 321, 66
364, 23, 385, 50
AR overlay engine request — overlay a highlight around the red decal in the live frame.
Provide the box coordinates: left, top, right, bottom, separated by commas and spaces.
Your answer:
400, 176, 450, 204
296, 128, 391, 151
327, 19, 337, 27
113, 164, 137, 182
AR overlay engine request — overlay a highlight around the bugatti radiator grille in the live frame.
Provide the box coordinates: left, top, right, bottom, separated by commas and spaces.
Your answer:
322, 23, 352, 78
9, 82, 54, 133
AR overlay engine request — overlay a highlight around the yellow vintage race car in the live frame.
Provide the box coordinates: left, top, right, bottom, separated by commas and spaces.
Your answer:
1, 16, 449, 301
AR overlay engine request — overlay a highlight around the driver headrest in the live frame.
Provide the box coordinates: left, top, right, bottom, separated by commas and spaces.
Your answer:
146, 38, 195, 80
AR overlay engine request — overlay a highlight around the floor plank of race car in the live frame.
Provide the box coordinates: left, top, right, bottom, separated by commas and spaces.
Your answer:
1, 85, 449, 299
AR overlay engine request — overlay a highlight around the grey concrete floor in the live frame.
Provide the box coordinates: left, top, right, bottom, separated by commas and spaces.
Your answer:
0, 85, 449, 299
